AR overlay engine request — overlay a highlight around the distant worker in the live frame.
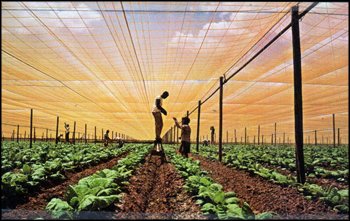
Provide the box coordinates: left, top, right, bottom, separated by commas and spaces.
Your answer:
152, 91, 169, 151
57, 134, 63, 143
210, 126, 215, 145
103, 130, 111, 147
173, 117, 191, 158
203, 139, 209, 146
115, 136, 124, 148
64, 122, 70, 143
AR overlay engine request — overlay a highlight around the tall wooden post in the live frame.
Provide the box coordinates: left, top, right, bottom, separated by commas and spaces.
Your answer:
73, 121, 76, 144
258, 125, 260, 145
30, 109, 33, 148
254, 135, 256, 145
314, 130, 317, 145
17, 125, 19, 143
12, 130, 15, 141
332, 114, 336, 148
218, 76, 223, 162
55, 116, 59, 145
85, 124, 87, 144
46, 128, 48, 142
177, 126, 179, 144
196, 100, 201, 152
292, 5, 305, 184
245, 127, 247, 145
95, 126, 97, 143
274, 123, 277, 146
271, 134, 273, 144
102, 129, 103, 142
235, 129, 237, 144
262, 135, 264, 145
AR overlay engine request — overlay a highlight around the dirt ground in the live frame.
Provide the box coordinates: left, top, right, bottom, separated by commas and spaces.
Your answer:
190, 153, 348, 220
108, 151, 208, 220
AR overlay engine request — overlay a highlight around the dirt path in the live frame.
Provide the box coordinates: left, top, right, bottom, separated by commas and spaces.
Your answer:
2, 152, 130, 220
191, 153, 348, 220
109, 152, 207, 220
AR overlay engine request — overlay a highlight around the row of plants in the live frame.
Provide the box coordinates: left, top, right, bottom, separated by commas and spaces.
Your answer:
1, 142, 138, 200
192, 145, 349, 213
45, 144, 152, 219
163, 145, 279, 220
197, 144, 348, 182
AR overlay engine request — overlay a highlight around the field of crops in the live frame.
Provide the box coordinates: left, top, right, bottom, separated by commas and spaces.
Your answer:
1, 141, 348, 220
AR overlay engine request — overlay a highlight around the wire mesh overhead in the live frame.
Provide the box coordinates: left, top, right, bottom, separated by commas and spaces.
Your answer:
1, 2, 348, 142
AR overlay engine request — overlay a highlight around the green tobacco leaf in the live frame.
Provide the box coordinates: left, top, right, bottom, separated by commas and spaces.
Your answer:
242, 202, 255, 219
22, 164, 31, 175
212, 191, 225, 204
78, 195, 121, 211
46, 198, 73, 219
226, 204, 245, 219
255, 211, 279, 220
201, 203, 217, 214
224, 197, 241, 205
224, 192, 236, 198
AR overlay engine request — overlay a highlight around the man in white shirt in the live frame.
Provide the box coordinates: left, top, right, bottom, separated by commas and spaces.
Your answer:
152, 91, 169, 150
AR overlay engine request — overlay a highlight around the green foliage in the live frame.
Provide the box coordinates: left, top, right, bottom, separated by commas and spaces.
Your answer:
164, 145, 279, 220
46, 144, 152, 217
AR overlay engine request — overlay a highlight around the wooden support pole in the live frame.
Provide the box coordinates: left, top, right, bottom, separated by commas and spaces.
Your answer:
24, 131, 26, 141
46, 128, 48, 142
102, 129, 103, 142
262, 135, 264, 145
226, 131, 228, 144
258, 125, 260, 145
292, 5, 305, 184
196, 100, 201, 152
177, 126, 179, 144
85, 124, 87, 144
315, 130, 317, 146
55, 116, 59, 145
333, 114, 336, 148
235, 129, 237, 145
17, 125, 19, 143
30, 109, 33, 148
271, 134, 273, 145
218, 76, 223, 162
12, 130, 15, 141
274, 123, 277, 146
73, 121, 76, 144
245, 127, 247, 145
95, 126, 97, 143
254, 135, 256, 145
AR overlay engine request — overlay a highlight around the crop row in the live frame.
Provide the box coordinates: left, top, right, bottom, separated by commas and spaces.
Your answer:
163, 145, 278, 220
192, 145, 349, 213
45, 144, 152, 219
1, 142, 138, 200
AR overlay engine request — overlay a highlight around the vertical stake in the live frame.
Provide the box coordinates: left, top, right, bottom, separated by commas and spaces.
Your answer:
258, 125, 260, 145
333, 114, 336, 148
196, 100, 201, 152
218, 76, 223, 162
30, 109, 33, 148
292, 5, 305, 184
85, 124, 87, 144
55, 116, 59, 145
17, 125, 19, 143
73, 121, 76, 144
